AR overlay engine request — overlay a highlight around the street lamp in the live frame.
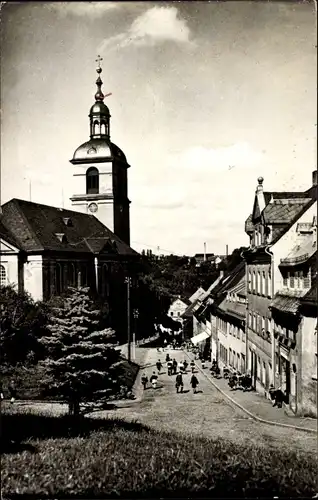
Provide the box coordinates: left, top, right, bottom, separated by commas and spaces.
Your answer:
133, 309, 139, 360
125, 276, 132, 362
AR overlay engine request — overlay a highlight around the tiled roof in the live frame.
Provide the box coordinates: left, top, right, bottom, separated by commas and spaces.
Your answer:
219, 298, 246, 320
210, 261, 245, 298
0, 219, 20, 249
245, 214, 254, 234
262, 200, 311, 224
270, 293, 301, 314
1, 199, 138, 257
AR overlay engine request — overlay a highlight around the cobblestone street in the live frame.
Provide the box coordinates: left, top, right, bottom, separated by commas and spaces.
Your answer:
14, 347, 317, 455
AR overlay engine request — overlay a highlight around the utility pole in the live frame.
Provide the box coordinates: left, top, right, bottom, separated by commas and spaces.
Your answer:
133, 309, 139, 361
125, 276, 132, 362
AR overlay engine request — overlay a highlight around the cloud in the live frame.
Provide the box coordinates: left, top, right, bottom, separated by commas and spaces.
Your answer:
47, 2, 119, 18
100, 6, 193, 51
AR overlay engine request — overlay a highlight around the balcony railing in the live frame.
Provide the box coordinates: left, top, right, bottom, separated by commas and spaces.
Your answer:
280, 253, 309, 265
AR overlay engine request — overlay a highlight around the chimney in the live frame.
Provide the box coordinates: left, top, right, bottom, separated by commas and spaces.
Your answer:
256, 176, 266, 213
312, 169, 317, 186
226, 244, 228, 257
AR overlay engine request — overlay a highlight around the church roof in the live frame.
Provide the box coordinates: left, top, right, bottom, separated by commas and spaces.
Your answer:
0, 199, 138, 257
71, 138, 127, 164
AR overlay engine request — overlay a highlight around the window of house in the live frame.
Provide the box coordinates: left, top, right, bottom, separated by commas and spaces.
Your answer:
303, 269, 310, 289
177, 312, 180, 317
248, 270, 251, 292
262, 316, 265, 331
268, 269, 272, 297
262, 271, 266, 295
170, 312, 174, 316
259, 270, 262, 295
299, 270, 303, 289
255, 271, 258, 294
283, 272, 288, 287
86, 167, 99, 194
290, 271, 295, 288
67, 263, 76, 287
0, 265, 7, 286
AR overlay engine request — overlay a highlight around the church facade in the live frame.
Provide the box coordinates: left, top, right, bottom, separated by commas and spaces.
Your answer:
0, 59, 139, 341
70, 57, 130, 246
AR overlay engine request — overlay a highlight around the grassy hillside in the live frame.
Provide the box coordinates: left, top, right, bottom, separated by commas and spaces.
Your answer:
2, 409, 317, 498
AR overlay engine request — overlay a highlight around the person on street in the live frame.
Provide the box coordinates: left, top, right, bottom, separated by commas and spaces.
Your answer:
190, 374, 199, 394
8, 379, 17, 404
175, 372, 184, 393
201, 358, 206, 369
141, 374, 148, 390
273, 386, 284, 408
178, 360, 184, 373
150, 372, 158, 389
156, 360, 162, 374
183, 360, 188, 372
190, 360, 195, 373
165, 353, 170, 362
172, 359, 178, 375
167, 360, 173, 376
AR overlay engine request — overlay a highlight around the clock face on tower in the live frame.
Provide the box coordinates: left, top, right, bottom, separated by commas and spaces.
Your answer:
88, 202, 98, 213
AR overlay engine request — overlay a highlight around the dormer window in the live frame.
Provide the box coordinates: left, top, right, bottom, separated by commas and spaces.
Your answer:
62, 217, 72, 227
55, 233, 66, 243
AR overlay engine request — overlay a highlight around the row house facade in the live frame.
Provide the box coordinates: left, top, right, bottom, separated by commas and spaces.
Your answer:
191, 171, 317, 417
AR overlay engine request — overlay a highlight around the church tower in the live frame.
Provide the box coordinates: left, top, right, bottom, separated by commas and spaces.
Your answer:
70, 56, 130, 245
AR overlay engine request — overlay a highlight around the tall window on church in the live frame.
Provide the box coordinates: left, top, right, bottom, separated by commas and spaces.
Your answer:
86, 167, 99, 194
67, 263, 76, 287
93, 120, 99, 135
100, 121, 108, 136
0, 265, 7, 287
55, 263, 62, 295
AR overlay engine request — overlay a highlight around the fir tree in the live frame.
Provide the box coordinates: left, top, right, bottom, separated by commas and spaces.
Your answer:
40, 287, 122, 415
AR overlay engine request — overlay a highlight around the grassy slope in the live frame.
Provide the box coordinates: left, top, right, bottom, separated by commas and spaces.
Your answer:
1, 410, 317, 498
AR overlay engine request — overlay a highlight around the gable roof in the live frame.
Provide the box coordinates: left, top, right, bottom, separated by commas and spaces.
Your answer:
0, 199, 138, 257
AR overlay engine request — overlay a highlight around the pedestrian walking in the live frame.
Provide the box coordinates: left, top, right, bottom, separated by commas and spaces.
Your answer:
190, 374, 199, 394
8, 379, 17, 404
178, 360, 184, 373
190, 360, 195, 373
201, 359, 206, 369
183, 360, 188, 372
167, 360, 173, 376
165, 353, 170, 362
141, 374, 148, 390
175, 372, 184, 393
150, 372, 158, 389
172, 358, 178, 375
273, 387, 284, 408
156, 360, 162, 374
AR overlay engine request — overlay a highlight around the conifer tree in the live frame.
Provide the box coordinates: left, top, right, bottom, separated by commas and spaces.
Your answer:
40, 286, 123, 415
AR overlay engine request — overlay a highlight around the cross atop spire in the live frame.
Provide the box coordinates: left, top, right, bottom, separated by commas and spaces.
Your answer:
96, 55, 103, 70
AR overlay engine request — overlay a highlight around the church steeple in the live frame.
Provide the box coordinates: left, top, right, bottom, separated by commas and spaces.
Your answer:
89, 55, 111, 139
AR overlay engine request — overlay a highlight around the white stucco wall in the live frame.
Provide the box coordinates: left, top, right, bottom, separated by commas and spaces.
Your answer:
24, 255, 43, 302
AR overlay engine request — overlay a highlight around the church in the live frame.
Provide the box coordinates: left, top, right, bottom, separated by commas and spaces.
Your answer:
0, 58, 140, 340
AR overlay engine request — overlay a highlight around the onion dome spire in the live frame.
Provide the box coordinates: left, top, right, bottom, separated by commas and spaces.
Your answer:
95, 55, 104, 101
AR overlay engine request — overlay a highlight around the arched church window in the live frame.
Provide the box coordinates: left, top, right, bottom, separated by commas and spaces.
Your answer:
100, 121, 107, 135
86, 167, 99, 194
0, 265, 7, 286
93, 120, 99, 135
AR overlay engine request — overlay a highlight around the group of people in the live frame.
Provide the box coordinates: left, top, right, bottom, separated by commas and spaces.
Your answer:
141, 354, 200, 394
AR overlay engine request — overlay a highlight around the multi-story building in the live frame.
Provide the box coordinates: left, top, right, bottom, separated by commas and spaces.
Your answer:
270, 214, 317, 416
243, 172, 317, 399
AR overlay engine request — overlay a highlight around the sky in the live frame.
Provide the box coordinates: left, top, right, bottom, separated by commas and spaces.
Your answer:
1, 1, 317, 256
